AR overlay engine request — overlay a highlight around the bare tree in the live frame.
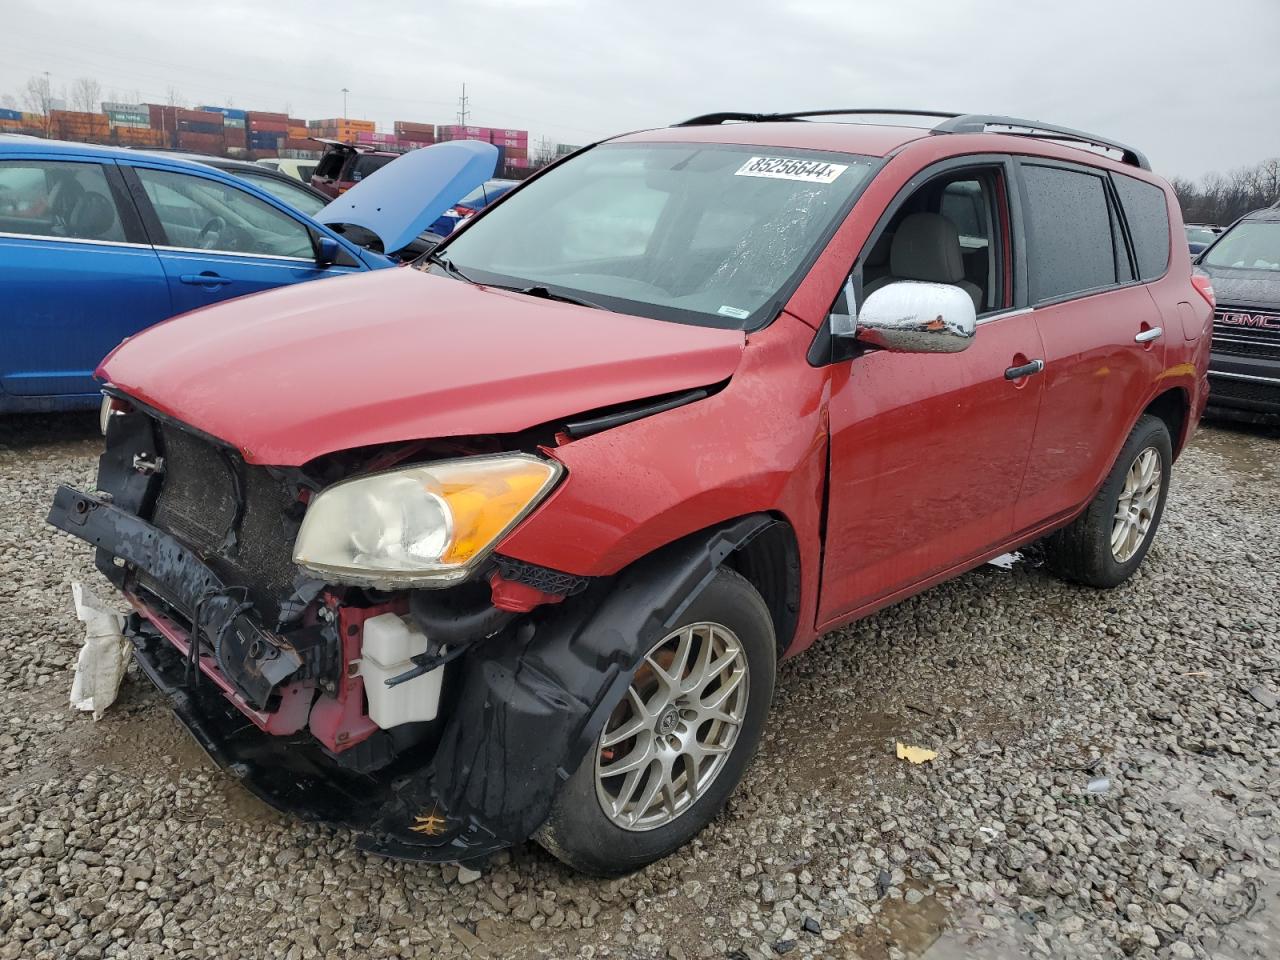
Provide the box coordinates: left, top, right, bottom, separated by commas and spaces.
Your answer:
0, 94, 17, 112
20, 74, 58, 134
21, 74, 56, 114
69, 76, 101, 114
166, 86, 185, 108
1173, 157, 1280, 225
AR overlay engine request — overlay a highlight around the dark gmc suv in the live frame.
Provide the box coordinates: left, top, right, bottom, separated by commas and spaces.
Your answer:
1197, 203, 1280, 421
49, 109, 1211, 876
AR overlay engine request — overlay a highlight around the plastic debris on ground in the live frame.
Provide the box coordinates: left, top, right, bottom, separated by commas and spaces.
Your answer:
1086, 776, 1111, 794
895, 741, 938, 764
1246, 684, 1277, 710
986, 551, 1021, 570
69, 581, 132, 720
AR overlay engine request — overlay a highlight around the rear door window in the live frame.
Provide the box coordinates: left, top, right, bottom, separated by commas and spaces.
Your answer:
1112, 173, 1170, 280
0, 160, 127, 243
1021, 163, 1117, 302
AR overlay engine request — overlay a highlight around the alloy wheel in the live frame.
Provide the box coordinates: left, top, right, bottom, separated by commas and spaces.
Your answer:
594, 622, 749, 831
1111, 446, 1162, 563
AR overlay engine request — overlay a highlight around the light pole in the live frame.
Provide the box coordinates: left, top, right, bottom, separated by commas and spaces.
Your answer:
341, 87, 349, 119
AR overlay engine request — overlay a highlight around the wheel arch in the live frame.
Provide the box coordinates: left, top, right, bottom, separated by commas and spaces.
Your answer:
1143, 386, 1191, 458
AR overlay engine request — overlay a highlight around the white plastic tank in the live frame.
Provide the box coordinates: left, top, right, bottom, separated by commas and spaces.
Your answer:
359, 613, 444, 728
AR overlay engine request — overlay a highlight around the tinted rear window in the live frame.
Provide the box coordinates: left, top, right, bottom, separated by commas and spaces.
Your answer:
349, 155, 394, 182
1022, 164, 1117, 302
1113, 173, 1170, 280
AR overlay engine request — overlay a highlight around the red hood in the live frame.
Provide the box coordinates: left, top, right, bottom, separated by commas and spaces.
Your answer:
100, 269, 745, 465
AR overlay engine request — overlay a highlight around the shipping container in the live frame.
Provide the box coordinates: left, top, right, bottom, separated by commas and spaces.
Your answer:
246, 110, 288, 122
178, 120, 224, 135
506, 157, 532, 169
394, 120, 436, 136
198, 105, 247, 120
176, 130, 226, 154
309, 117, 375, 132
0, 107, 22, 121
114, 127, 167, 147
491, 128, 528, 140
224, 117, 246, 129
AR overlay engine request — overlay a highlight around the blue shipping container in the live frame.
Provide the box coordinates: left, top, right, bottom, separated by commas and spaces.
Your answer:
0, 108, 21, 121
198, 106, 247, 120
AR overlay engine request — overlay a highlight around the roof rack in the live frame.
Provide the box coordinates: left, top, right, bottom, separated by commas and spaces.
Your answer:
933, 115, 1150, 170
673, 109, 1150, 170
675, 109, 961, 127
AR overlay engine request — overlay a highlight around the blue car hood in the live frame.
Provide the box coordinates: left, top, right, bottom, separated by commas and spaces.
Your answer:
316, 140, 498, 254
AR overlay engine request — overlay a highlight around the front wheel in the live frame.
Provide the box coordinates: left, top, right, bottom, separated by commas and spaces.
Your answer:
535, 567, 775, 876
1043, 414, 1173, 588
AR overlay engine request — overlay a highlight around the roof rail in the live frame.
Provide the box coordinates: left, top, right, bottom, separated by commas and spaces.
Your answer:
674, 109, 961, 127
934, 115, 1150, 170
671, 109, 1150, 170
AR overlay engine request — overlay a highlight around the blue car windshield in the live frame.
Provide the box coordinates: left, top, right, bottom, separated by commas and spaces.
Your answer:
433, 142, 874, 329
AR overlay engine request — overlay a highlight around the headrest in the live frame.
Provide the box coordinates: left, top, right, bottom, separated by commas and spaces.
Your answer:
68, 192, 117, 239
889, 212, 965, 284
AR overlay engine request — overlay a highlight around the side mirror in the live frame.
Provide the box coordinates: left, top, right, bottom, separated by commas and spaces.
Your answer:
315, 235, 341, 267
834, 280, 977, 354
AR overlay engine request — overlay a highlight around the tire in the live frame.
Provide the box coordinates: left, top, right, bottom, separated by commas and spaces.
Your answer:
535, 567, 776, 876
1043, 414, 1173, 588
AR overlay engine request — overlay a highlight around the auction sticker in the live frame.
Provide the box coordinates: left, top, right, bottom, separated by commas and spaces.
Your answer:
735, 156, 848, 183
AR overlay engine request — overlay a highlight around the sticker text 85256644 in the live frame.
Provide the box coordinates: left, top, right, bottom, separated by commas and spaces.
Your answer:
734, 156, 848, 184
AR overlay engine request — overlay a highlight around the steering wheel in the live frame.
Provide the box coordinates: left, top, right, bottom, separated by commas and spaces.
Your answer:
197, 216, 227, 250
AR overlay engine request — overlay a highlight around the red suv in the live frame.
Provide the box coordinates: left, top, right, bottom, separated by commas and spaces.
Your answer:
50, 110, 1213, 876
309, 139, 399, 198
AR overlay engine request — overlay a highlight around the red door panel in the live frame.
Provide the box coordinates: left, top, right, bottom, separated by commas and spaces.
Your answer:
1014, 286, 1166, 530
819, 313, 1044, 623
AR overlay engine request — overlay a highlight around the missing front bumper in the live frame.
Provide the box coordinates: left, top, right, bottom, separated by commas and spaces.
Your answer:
48, 485, 302, 709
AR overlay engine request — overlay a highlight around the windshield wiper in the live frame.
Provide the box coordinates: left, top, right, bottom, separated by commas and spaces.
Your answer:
424, 249, 476, 284
507, 285, 605, 310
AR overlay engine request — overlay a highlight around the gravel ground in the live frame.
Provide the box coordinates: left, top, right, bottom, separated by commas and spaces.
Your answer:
1, 413, 1277, 960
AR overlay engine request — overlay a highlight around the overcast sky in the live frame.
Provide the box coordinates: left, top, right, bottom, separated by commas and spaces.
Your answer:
4, 0, 1278, 180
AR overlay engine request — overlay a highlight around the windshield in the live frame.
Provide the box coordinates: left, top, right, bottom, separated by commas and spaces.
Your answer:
1186, 226, 1217, 245
433, 142, 875, 328
238, 170, 327, 216
1203, 220, 1280, 272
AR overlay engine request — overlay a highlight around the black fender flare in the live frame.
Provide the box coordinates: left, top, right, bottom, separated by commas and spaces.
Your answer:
360, 513, 779, 860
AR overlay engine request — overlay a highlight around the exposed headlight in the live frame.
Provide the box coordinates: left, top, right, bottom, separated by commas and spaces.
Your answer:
292, 454, 562, 587
99, 394, 131, 435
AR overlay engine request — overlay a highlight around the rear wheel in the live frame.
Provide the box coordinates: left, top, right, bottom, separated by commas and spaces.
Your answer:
535, 568, 775, 876
1043, 414, 1173, 588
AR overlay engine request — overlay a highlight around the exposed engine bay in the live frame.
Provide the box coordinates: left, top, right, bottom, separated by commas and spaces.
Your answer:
48, 392, 760, 862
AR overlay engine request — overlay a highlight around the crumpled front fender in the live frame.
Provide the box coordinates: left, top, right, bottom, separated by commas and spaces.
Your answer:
359, 513, 777, 859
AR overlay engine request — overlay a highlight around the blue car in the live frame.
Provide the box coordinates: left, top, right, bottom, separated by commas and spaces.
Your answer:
0, 136, 497, 412
427, 178, 519, 236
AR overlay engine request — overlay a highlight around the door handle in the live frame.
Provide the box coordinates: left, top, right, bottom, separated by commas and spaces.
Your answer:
1134, 326, 1163, 343
1004, 359, 1045, 380
179, 272, 232, 287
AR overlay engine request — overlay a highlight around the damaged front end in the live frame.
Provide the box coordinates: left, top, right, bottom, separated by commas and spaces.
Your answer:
48, 398, 761, 862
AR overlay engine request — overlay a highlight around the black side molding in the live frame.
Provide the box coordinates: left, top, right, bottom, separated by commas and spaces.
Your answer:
563, 387, 709, 439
